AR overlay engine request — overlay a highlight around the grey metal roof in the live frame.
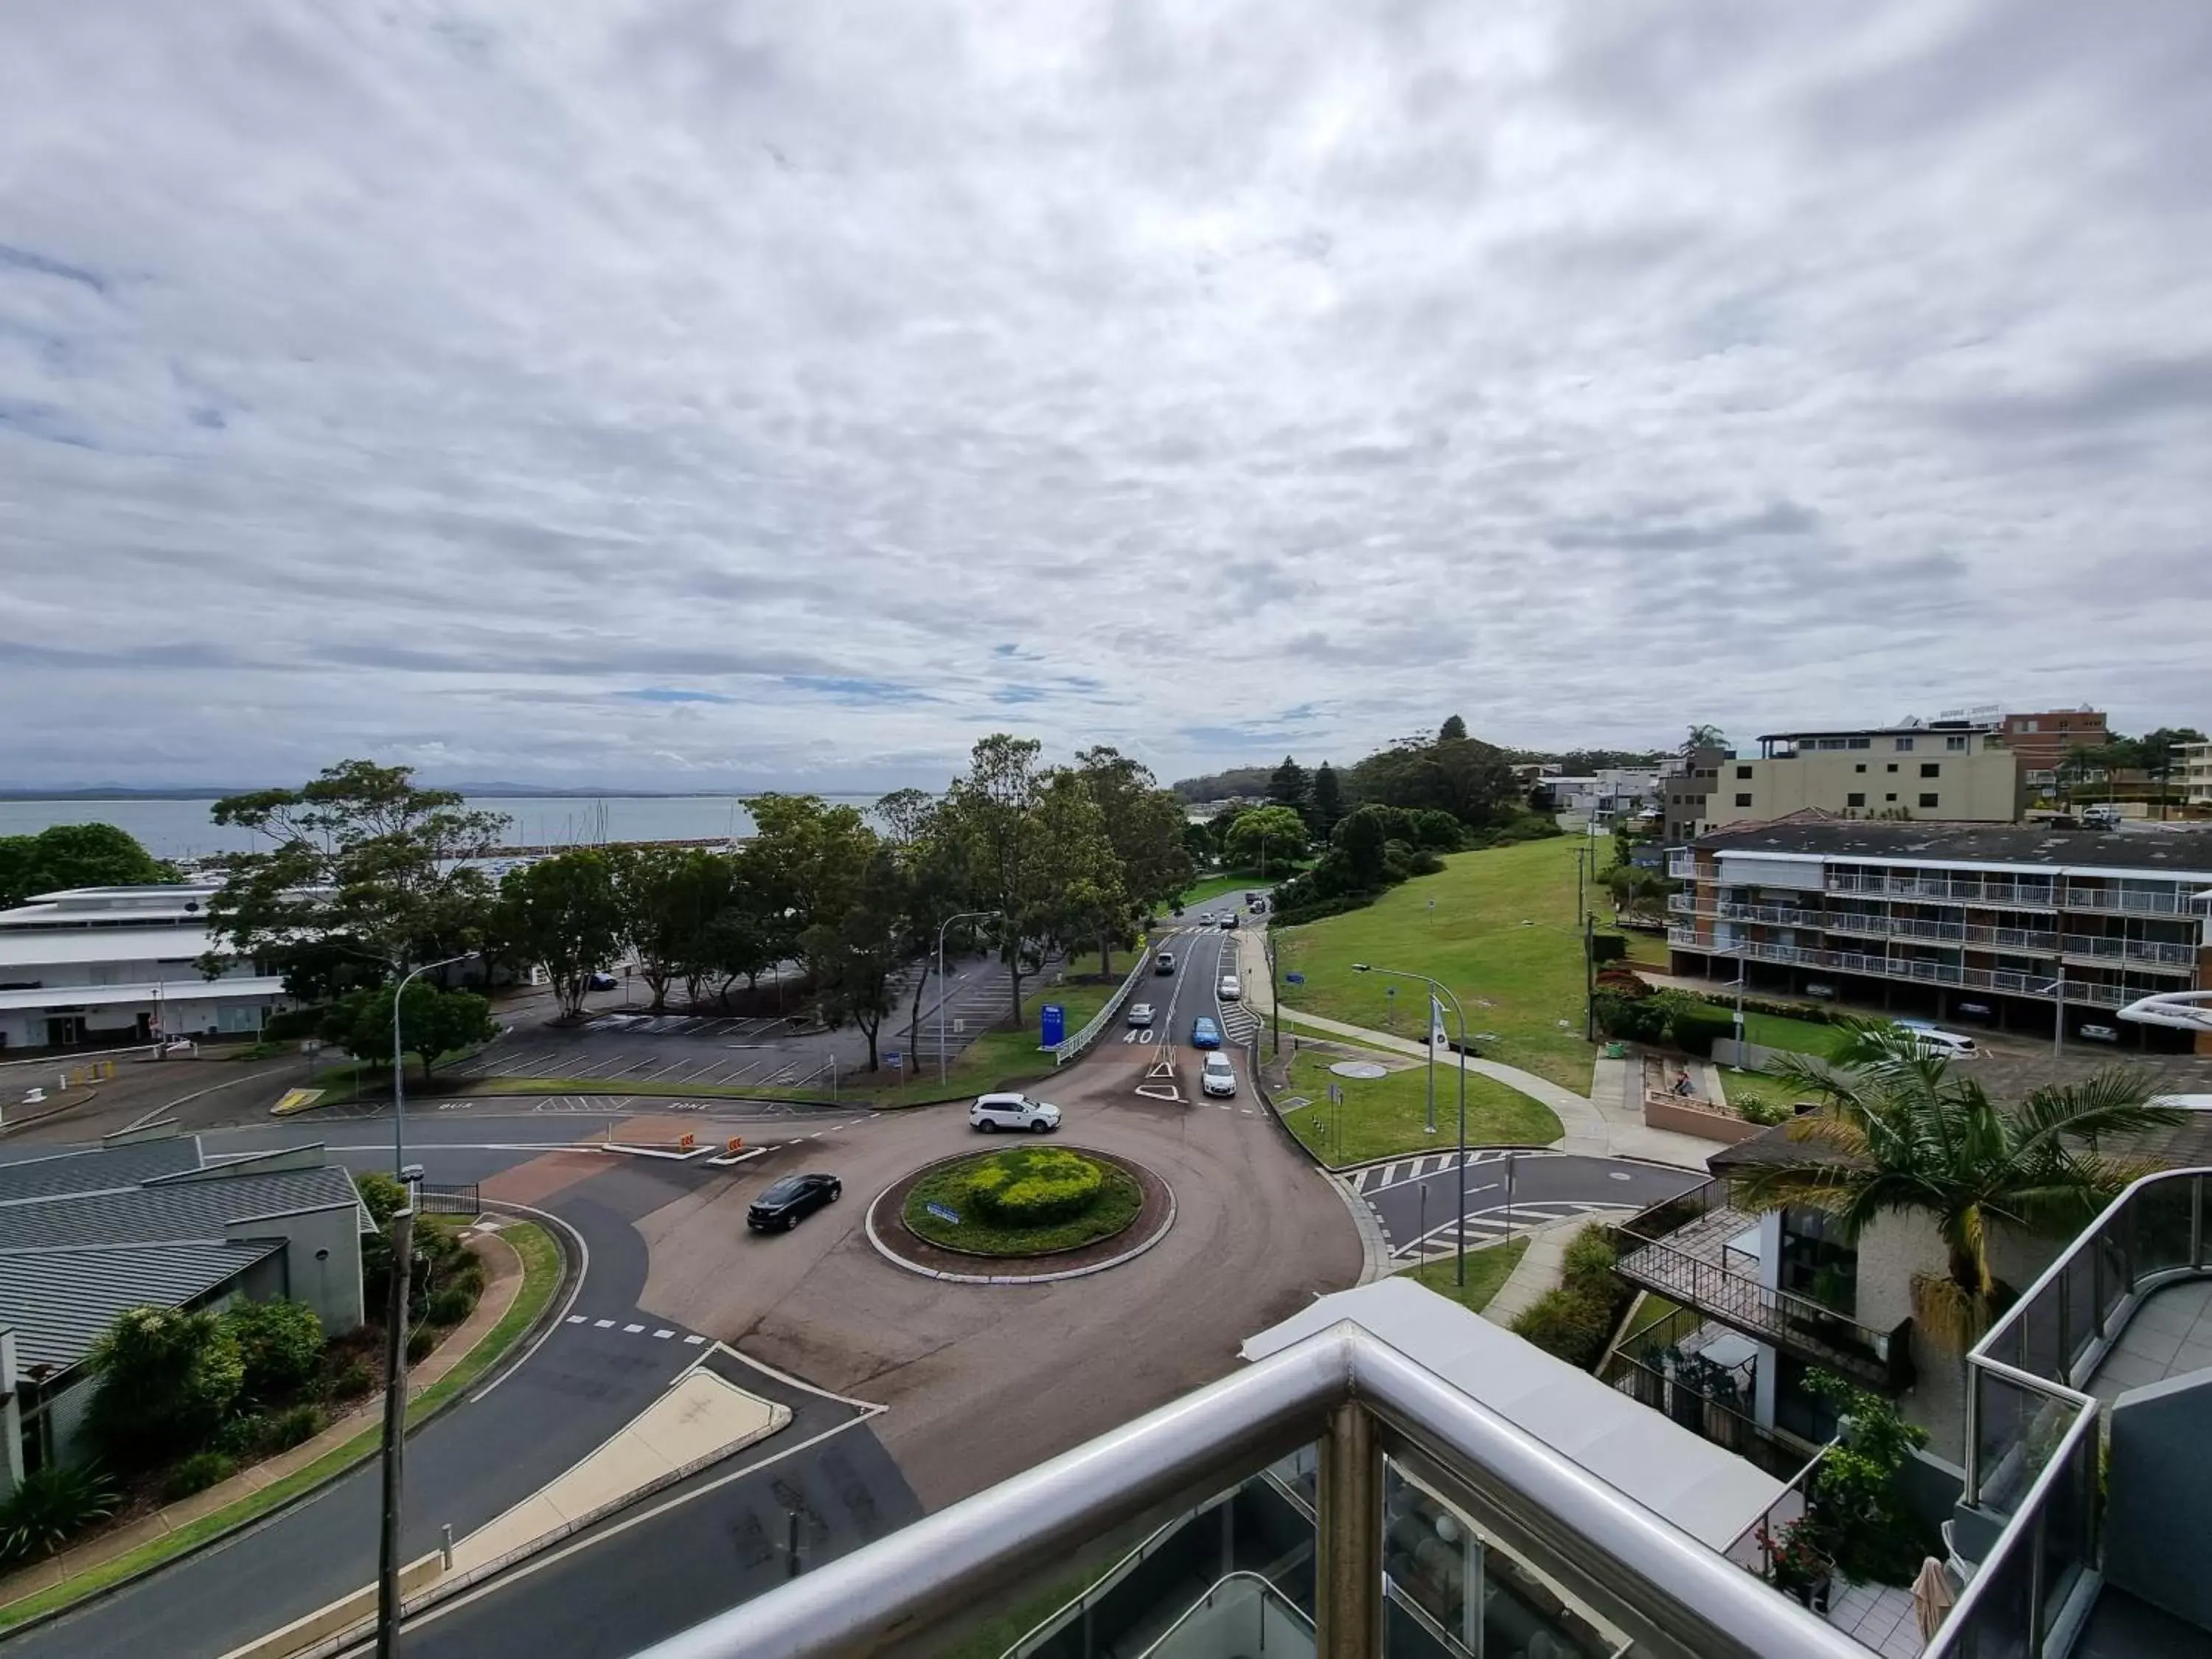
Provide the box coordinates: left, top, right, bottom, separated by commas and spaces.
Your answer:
0, 1165, 368, 1253
0, 1240, 284, 1374
0, 1137, 203, 1206
1697, 816, 2212, 877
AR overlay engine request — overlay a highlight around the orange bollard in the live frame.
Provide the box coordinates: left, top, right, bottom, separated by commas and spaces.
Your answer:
678, 1132, 695, 1150
726, 1136, 745, 1154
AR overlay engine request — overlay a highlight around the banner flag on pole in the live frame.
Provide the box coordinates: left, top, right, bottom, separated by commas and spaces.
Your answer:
1431, 995, 1449, 1050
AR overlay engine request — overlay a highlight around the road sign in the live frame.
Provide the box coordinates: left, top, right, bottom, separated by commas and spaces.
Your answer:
1284, 971, 1305, 985
926, 1201, 962, 1225
1040, 1003, 1066, 1046
884, 1051, 902, 1070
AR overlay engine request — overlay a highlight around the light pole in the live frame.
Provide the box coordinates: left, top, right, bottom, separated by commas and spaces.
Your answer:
379, 949, 471, 1659
936, 911, 1000, 1084
1355, 964, 1470, 1286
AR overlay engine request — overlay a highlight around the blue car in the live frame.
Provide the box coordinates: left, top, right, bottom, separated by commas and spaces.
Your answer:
1191, 1017, 1222, 1049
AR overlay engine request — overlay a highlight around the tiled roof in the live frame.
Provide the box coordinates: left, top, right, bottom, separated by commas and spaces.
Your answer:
0, 1241, 284, 1373
1697, 818, 2212, 877
0, 1138, 203, 1205
0, 1164, 367, 1253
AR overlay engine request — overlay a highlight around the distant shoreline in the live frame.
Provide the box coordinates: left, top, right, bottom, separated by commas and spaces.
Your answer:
0, 789, 877, 803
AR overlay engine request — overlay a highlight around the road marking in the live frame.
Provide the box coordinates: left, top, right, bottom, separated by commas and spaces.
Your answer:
594, 1318, 615, 1329
566, 1315, 586, 1324
683, 1333, 706, 1344
653, 1328, 675, 1339
623, 1322, 644, 1333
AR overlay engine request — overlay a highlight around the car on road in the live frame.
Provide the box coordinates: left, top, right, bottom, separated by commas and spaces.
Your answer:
1201, 1052, 1237, 1096
1217, 975, 1242, 1001
970, 1092, 1062, 1133
1216, 913, 1237, 931
1191, 1016, 1222, 1048
747, 1172, 841, 1232
1127, 1001, 1155, 1027
586, 971, 619, 992
1154, 950, 1176, 975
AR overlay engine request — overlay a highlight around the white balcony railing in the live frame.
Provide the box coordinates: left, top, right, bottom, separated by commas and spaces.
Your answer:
1666, 925, 1703, 950
1825, 872, 2061, 910
1666, 852, 1697, 880
2059, 935, 2199, 971
2062, 884, 2196, 917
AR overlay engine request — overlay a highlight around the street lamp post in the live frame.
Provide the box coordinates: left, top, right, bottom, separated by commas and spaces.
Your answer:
1355, 964, 1470, 1286
936, 911, 1001, 1085
379, 950, 472, 1659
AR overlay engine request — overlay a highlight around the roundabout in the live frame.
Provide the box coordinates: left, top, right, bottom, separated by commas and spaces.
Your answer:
866, 1144, 1177, 1284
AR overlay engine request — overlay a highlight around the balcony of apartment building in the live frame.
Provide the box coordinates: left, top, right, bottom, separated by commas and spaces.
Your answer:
1937, 1166, 2212, 1656
1614, 1179, 1912, 1396
2059, 877, 2200, 918
1666, 849, 1700, 881
1826, 868, 2062, 912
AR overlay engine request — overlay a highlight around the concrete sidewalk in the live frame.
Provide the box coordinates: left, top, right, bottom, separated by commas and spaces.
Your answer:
1478, 1218, 1587, 1328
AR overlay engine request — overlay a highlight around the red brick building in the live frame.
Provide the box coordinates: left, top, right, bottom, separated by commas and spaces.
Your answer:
2001, 708, 2108, 785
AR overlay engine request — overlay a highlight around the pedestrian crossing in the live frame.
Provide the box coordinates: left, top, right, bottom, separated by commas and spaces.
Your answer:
1346, 1147, 1544, 1195
1218, 1004, 1262, 1046
1382, 1198, 1638, 1262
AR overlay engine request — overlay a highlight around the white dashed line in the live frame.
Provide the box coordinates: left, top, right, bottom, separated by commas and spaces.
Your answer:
623, 1323, 645, 1333
683, 1334, 706, 1345
653, 1329, 675, 1339
594, 1318, 616, 1329
565, 1315, 586, 1325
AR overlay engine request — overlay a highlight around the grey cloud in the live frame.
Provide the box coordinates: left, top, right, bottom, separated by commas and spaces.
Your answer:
1935, 355, 2212, 437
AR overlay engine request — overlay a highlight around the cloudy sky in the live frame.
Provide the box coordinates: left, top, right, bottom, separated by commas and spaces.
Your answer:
2, 0, 2208, 792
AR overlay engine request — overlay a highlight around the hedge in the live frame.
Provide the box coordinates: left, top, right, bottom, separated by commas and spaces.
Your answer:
1509, 1223, 1633, 1371
963, 1149, 1105, 1226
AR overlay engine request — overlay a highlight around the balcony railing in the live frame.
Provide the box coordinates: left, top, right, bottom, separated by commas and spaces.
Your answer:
1615, 1183, 1912, 1393
1826, 873, 2059, 910
1935, 1168, 2212, 1658
2062, 883, 2195, 917
1666, 925, 1703, 950
627, 1322, 1870, 1659
1667, 851, 1697, 880
2058, 933, 2198, 970
1820, 911, 2060, 951
1667, 891, 1698, 915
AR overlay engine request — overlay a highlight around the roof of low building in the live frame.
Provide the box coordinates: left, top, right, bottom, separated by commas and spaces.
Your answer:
0, 1164, 369, 1253
0, 1240, 284, 1373
0, 1136, 203, 1205
1707, 1103, 2212, 1176
1695, 815, 2212, 877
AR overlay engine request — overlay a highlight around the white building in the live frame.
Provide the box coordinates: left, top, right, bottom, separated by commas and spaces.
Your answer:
0, 886, 291, 1051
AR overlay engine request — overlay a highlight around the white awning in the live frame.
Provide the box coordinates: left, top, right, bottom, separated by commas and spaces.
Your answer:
0, 978, 289, 1012
1242, 1278, 1785, 1553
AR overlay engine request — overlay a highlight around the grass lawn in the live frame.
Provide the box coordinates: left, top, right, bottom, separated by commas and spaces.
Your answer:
904, 1149, 1143, 1254
1273, 837, 1600, 1093
1178, 870, 1269, 908
1405, 1237, 1528, 1315
0, 1222, 563, 1632
1278, 1048, 1562, 1166
866, 975, 1123, 1107
1715, 1065, 1806, 1117
1741, 1010, 1841, 1058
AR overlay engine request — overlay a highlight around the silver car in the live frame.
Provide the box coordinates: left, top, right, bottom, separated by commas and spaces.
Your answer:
1127, 1001, 1155, 1027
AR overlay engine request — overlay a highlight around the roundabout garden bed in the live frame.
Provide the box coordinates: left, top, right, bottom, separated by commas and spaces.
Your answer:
870, 1146, 1175, 1281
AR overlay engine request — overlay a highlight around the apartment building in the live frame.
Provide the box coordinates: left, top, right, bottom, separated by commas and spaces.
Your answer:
2183, 737, 2212, 811
1702, 721, 2025, 833
1666, 818, 2212, 1051
1659, 743, 1729, 843
2000, 706, 2109, 789
0, 885, 290, 1050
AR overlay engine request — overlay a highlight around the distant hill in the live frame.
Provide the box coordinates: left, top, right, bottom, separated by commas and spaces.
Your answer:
1170, 766, 1276, 804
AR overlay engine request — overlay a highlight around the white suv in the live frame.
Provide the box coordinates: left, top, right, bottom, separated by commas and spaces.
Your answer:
1201, 1053, 1237, 1097
1217, 975, 1242, 1001
970, 1093, 1062, 1133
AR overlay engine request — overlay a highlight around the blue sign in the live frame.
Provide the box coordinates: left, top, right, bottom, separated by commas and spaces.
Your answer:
926, 1201, 962, 1225
1284, 971, 1306, 985
1040, 1003, 1066, 1046
883, 1051, 903, 1070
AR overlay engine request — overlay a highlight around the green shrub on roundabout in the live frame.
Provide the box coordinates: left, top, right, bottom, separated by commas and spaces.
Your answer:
962, 1147, 1104, 1225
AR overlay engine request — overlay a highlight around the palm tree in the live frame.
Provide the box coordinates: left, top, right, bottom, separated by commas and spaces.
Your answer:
1730, 1022, 2183, 1347
1683, 723, 1728, 757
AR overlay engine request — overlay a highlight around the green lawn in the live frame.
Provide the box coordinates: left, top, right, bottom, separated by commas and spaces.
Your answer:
0, 1222, 562, 1632
1406, 1238, 1528, 1315
1715, 1065, 1804, 1116
1278, 1048, 1562, 1166
866, 976, 1123, 1107
1274, 837, 1599, 1092
1178, 870, 1273, 908
1741, 1010, 1841, 1058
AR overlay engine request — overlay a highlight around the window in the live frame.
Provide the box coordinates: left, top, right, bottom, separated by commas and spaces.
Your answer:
1919, 793, 1939, 808
1734, 793, 1753, 807
1854, 763, 1866, 773
1736, 765, 1753, 779
1885, 762, 1899, 773
2023, 719, 2041, 732
1921, 762, 1941, 778
1946, 734, 1969, 751
1885, 793, 1898, 802
1848, 737, 1871, 749
1895, 737, 1916, 751
1847, 792, 1866, 807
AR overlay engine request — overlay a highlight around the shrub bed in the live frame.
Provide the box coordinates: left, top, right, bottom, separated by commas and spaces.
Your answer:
904, 1148, 1144, 1256
1509, 1222, 1635, 1371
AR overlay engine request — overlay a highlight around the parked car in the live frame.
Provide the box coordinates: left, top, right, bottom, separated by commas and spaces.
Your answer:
1217, 975, 1242, 1001
970, 1093, 1062, 1133
1191, 1017, 1222, 1049
1154, 950, 1176, 975
747, 1172, 841, 1232
586, 971, 619, 991
1905, 1026, 1980, 1060
2079, 1023, 2121, 1043
1127, 1001, 1155, 1028
1201, 1052, 1237, 1096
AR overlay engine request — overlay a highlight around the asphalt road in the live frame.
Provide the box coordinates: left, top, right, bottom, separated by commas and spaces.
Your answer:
1348, 1149, 1703, 1263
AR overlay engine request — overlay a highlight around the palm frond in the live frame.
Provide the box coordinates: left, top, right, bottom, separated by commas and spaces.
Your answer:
2008, 1068, 2185, 1158
1910, 1271, 1997, 1350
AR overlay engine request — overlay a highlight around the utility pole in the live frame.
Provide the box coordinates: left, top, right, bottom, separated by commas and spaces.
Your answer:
376, 1203, 414, 1659
1582, 912, 1596, 1041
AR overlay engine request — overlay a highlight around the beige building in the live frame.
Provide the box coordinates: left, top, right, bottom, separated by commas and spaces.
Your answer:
1702, 720, 2023, 830
2183, 737, 2212, 810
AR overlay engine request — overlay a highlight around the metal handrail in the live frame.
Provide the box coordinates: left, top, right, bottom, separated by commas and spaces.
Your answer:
1050, 948, 1153, 1065
627, 1324, 1870, 1659
995, 1507, 1193, 1659
1130, 1571, 1313, 1659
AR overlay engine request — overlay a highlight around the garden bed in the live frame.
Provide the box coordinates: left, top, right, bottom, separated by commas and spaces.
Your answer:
876, 1147, 1170, 1278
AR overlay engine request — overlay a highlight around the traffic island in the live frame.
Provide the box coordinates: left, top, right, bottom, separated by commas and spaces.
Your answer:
866, 1146, 1176, 1284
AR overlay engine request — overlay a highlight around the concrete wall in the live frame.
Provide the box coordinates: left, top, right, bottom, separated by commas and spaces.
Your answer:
1851, 1209, 2067, 1458
1644, 1093, 1765, 1144
2104, 1367, 2212, 1630
228, 1203, 368, 1332
46, 1373, 97, 1470
1705, 745, 2023, 829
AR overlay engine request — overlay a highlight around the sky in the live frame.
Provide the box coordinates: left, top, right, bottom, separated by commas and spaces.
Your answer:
2, 0, 2209, 793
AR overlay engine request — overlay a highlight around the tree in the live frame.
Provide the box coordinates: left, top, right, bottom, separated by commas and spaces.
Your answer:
872, 787, 939, 848
946, 734, 1048, 1023
1729, 1022, 2184, 1346
1224, 805, 1310, 874
1309, 762, 1347, 841
319, 978, 495, 1082
700, 850, 779, 1003
1682, 723, 1728, 756
86, 1306, 245, 1468
1073, 747, 1196, 953
1267, 756, 1310, 814
2136, 727, 2207, 820
204, 762, 508, 982
802, 850, 910, 1071
0, 823, 174, 910
1332, 805, 1393, 890
1439, 714, 1468, 742
1180, 818, 1217, 874
745, 795, 877, 1003
1027, 770, 1128, 975
894, 807, 978, 1060
490, 850, 625, 1020
224, 1299, 324, 1404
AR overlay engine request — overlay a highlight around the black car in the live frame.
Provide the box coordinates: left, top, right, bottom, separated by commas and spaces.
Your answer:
747, 1172, 842, 1232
